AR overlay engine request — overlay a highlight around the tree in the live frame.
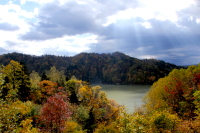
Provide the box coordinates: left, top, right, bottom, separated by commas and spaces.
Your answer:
31, 80, 57, 104
16, 119, 39, 133
145, 64, 200, 119
2, 60, 22, 102
0, 100, 32, 132
65, 79, 121, 131
0, 72, 5, 101
40, 94, 72, 133
1, 60, 31, 102
30, 71, 41, 90
46, 66, 66, 86
18, 62, 31, 101
65, 79, 80, 104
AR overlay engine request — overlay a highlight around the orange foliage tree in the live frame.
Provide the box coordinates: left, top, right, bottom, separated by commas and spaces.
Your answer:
31, 80, 58, 104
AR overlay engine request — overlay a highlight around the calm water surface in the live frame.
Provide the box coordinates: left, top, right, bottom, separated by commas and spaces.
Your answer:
93, 84, 151, 112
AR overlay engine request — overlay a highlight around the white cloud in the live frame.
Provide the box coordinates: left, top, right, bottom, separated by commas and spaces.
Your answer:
20, 0, 26, 5
138, 55, 158, 59
141, 0, 195, 21
0, 2, 37, 54
196, 19, 200, 23
33, 7, 39, 16
76, 0, 87, 5
136, 46, 152, 51
2, 33, 98, 56
103, 0, 196, 26
23, 0, 73, 5
141, 22, 152, 28
103, 8, 155, 26
0, 3, 34, 21
20, 0, 53, 5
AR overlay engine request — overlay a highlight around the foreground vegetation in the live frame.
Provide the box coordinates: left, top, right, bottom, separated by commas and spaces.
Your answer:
1, 60, 200, 132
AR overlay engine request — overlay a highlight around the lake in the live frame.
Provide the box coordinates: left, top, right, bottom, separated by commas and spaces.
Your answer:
92, 84, 151, 113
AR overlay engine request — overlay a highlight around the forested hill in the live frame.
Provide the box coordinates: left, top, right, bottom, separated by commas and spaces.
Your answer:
0, 52, 183, 84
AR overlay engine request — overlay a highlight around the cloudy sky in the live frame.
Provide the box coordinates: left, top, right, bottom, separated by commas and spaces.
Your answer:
0, 0, 200, 65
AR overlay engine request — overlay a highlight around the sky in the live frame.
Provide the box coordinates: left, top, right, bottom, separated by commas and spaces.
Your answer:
0, 0, 200, 66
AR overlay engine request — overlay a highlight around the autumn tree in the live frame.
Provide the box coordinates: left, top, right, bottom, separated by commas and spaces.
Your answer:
40, 94, 72, 133
65, 79, 120, 132
31, 80, 57, 104
0, 100, 32, 132
145, 64, 200, 119
16, 119, 39, 133
1, 60, 31, 102
1, 60, 22, 102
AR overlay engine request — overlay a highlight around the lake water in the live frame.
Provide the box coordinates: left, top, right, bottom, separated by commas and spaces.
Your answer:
93, 84, 151, 112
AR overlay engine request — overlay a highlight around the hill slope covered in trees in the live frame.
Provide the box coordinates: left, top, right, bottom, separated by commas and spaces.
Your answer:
0, 52, 183, 84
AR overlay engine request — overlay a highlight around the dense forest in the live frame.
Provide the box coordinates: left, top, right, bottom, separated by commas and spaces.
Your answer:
1, 60, 200, 132
0, 52, 183, 84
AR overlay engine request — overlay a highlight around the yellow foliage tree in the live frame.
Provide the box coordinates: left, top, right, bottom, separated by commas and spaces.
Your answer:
16, 119, 39, 133
64, 120, 85, 133
2, 60, 23, 102
77, 86, 92, 105
0, 100, 32, 132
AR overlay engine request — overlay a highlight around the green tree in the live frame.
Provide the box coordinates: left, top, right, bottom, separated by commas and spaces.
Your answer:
18, 62, 31, 101
0, 72, 5, 102
65, 79, 80, 104
30, 71, 41, 90
46, 66, 66, 86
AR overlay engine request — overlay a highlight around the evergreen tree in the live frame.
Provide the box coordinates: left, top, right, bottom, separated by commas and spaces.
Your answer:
18, 62, 31, 101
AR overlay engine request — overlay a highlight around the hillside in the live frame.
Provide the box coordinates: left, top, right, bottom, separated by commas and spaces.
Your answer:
0, 52, 183, 84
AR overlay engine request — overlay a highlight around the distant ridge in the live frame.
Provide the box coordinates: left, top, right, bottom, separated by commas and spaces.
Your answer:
0, 52, 184, 84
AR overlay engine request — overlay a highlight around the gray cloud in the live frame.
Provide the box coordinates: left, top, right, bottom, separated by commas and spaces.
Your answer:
20, 0, 138, 40
5, 41, 19, 46
0, 47, 9, 55
177, 0, 200, 20
21, 1, 99, 40
87, 17, 200, 65
17, 0, 200, 65
0, 22, 19, 31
